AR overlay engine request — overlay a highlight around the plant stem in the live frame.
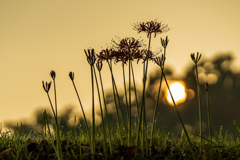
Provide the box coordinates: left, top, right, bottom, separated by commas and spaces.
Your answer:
161, 67, 195, 159
93, 66, 106, 156
128, 48, 132, 146
43, 110, 52, 137
70, 79, 91, 143
150, 45, 167, 151
122, 61, 129, 121
135, 33, 152, 156
130, 61, 139, 117
108, 61, 127, 134
53, 79, 58, 123
90, 65, 95, 154
98, 69, 113, 154
195, 63, 202, 153
206, 85, 212, 147
107, 60, 124, 144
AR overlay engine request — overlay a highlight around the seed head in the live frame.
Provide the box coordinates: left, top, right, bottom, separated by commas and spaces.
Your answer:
133, 20, 170, 38
50, 70, 56, 80
84, 49, 96, 66
42, 81, 51, 93
69, 72, 74, 81
190, 52, 202, 63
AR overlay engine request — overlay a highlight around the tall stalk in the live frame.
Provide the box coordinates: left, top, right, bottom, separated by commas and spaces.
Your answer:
69, 72, 91, 143
130, 61, 139, 117
191, 52, 202, 153
161, 66, 195, 159
150, 36, 169, 151
122, 61, 129, 120
205, 83, 212, 147
128, 48, 132, 146
42, 78, 62, 160
50, 71, 63, 159
96, 61, 113, 154
135, 33, 152, 156
84, 49, 97, 155
90, 65, 95, 154
107, 60, 124, 144
93, 66, 107, 156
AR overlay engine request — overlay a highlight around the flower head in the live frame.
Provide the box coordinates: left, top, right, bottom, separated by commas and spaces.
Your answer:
141, 49, 156, 62
133, 20, 170, 38
97, 48, 116, 62
42, 81, 51, 93
190, 52, 201, 63
50, 70, 56, 80
112, 37, 144, 50
153, 54, 166, 67
84, 49, 96, 66
113, 49, 130, 64
131, 49, 143, 64
69, 72, 74, 81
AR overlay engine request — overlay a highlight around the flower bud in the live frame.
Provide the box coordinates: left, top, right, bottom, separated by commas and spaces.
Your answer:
42, 81, 51, 93
50, 70, 56, 80
161, 36, 169, 48
205, 83, 209, 91
69, 72, 74, 81
96, 61, 103, 71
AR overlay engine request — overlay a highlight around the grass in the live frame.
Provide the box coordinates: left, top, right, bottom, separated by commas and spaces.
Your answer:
1, 121, 240, 160
1, 20, 240, 159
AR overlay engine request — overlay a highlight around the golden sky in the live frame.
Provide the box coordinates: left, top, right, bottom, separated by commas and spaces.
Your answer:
1, 0, 240, 125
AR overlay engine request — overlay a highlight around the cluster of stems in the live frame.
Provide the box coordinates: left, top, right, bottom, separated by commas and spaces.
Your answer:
41, 20, 215, 159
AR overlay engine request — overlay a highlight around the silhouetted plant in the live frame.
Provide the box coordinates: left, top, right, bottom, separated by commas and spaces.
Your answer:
191, 52, 202, 153
69, 71, 91, 143
84, 48, 96, 155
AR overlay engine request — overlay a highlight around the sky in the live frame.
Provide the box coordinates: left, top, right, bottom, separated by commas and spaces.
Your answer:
1, 0, 240, 128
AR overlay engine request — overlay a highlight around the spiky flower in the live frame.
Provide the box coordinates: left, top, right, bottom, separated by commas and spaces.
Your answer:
191, 52, 202, 63
141, 49, 156, 62
50, 70, 56, 80
133, 20, 170, 38
112, 37, 144, 50
131, 49, 143, 63
69, 72, 74, 81
85, 49, 96, 66
97, 48, 116, 62
114, 49, 129, 64
153, 54, 165, 67
42, 81, 51, 93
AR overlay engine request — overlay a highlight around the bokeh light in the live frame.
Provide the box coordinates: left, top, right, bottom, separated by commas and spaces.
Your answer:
166, 82, 187, 106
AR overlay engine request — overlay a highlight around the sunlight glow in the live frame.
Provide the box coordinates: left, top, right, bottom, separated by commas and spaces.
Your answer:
166, 82, 186, 106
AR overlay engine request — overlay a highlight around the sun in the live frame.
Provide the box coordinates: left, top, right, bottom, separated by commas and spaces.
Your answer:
166, 82, 186, 106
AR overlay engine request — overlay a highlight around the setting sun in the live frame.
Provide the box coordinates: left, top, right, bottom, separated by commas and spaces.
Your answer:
166, 82, 187, 106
